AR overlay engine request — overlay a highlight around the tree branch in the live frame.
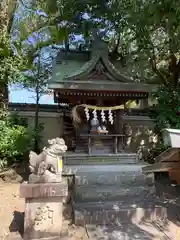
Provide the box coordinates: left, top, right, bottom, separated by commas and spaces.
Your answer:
150, 49, 168, 86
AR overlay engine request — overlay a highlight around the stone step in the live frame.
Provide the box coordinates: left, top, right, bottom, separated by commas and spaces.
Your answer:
74, 185, 155, 202
75, 176, 153, 187
63, 153, 139, 165
74, 199, 167, 226
63, 164, 149, 175
63, 164, 153, 186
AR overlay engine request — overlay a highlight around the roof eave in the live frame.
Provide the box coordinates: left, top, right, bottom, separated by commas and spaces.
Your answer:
48, 81, 158, 93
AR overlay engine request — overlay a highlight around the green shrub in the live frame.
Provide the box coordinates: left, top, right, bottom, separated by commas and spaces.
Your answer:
147, 85, 180, 163
0, 119, 34, 169
150, 85, 180, 130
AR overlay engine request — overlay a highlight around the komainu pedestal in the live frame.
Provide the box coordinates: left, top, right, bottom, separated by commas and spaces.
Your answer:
20, 138, 68, 240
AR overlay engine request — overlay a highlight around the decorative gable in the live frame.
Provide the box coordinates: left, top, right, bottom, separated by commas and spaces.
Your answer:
89, 61, 106, 78
66, 56, 129, 82
73, 59, 110, 81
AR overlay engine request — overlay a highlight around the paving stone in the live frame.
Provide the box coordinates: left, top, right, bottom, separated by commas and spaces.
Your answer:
86, 223, 169, 240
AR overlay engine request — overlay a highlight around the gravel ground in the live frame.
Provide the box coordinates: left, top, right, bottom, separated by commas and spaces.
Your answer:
0, 181, 24, 240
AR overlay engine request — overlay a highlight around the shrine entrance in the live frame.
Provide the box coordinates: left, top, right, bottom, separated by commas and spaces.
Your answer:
72, 103, 126, 155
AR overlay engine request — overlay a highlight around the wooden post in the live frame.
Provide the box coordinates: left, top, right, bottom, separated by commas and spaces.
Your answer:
88, 136, 91, 155
116, 110, 124, 152
114, 136, 118, 154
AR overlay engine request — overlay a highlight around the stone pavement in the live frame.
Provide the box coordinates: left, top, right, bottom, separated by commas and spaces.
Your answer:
85, 221, 175, 240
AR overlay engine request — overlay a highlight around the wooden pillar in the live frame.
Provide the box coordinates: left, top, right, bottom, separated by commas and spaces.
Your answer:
62, 112, 65, 137
114, 136, 118, 154
116, 110, 124, 152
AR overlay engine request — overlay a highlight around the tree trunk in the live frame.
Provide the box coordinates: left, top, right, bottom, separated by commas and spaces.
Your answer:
0, 82, 9, 119
34, 90, 40, 153
0, 0, 18, 105
34, 53, 41, 153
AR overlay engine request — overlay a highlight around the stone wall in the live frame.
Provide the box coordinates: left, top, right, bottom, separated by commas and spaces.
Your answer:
121, 115, 157, 159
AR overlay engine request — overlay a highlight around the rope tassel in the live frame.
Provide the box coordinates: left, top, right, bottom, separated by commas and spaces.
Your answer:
84, 107, 90, 120
108, 110, 114, 125
101, 110, 106, 122
72, 104, 119, 124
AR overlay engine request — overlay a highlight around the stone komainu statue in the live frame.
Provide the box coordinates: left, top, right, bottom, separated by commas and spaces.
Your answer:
28, 138, 67, 183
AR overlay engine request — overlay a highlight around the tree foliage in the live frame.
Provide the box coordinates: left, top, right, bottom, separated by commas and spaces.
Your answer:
54, 0, 180, 86
3, 0, 180, 88
0, 0, 25, 99
151, 85, 180, 130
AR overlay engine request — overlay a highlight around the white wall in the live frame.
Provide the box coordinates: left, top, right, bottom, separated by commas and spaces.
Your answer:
14, 111, 64, 149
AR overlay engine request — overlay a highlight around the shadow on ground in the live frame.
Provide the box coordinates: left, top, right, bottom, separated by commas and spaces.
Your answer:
9, 211, 24, 237
85, 202, 180, 240
81, 185, 180, 239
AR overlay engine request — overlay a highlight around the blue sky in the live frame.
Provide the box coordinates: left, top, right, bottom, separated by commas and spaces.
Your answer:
9, 84, 55, 104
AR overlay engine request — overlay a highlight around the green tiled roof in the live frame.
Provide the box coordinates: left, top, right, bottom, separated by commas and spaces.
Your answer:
48, 43, 157, 93
51, 58, 85, 84
50, 48, 132, 87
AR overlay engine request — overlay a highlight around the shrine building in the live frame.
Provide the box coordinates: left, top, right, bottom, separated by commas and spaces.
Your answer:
48, 35, 157, 157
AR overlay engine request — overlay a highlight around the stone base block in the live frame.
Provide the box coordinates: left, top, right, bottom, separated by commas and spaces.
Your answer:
23, 198, 63, 240
20, 181, 68, 240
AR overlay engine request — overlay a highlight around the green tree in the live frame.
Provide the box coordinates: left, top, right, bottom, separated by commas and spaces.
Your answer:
94, 0, 180, 86
0, 0, 22, 102
0, 0, 49, 105
23, 47, 54, 151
